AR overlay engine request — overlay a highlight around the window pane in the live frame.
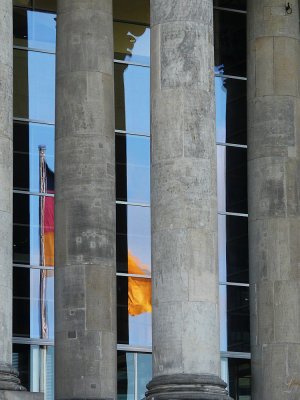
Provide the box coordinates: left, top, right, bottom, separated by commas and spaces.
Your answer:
113, 0, 150, 25
116, 134, 150, 204
115, 64, 150, 135
214, 10, 246, 77
13, 267, 54, 339
214, 0, 246, 10
114, 22, 150, 65
220, 285, 250, 352
117, 351, 135, 400
14, 0, 32, 7
215, 77, 247, 145
137, 353, 152, 400
14, 7, 56, 51
228, 358, 251, 399
13, 344, 54, 400
218, 215, 248, 283
14, 0, 57, 11
34, 0, 57, 12
13, 194, 54, 267
116, 205, 151, 274
14, 122, 55, 192
217, 145, 247, 214
14, 50, 55, 122
117, 276, 152, 347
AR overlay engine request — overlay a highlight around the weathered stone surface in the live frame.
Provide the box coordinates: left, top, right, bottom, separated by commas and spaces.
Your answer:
0, 391, 43, 400
146, 374, 229, 400
55, 1, 116, 399
148, 1, 230, 399
248, 1, 300, 399
0, 0, 20, 391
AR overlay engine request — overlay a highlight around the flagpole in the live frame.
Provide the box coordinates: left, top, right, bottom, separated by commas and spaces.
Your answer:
39, 145, 47, 394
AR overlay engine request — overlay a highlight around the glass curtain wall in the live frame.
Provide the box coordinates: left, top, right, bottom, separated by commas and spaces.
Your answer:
113, 1, 152, 398
11, 0, 250, 399
12, 1, 56, 399
214, 1, 251, 399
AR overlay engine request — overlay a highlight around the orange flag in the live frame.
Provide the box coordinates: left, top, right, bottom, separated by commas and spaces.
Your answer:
128, 251, 152, 316
42, 163, 54, 267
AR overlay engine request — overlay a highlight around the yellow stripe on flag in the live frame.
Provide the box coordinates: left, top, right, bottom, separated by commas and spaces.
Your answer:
128, 251, 152, 316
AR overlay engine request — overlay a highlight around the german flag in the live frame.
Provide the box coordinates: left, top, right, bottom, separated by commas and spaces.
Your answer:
42, 163, 54, 266
39, 146, 54, 339
128, 251, 152, 316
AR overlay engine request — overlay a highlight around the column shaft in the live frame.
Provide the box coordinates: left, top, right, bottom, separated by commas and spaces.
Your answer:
248, 2, 300, 399
147, 1, 229, 398
55, 1, 116, 399
0, 0, 23, 391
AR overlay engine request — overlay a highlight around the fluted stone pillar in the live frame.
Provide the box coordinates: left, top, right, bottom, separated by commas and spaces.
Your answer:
146, 1, 230, 399
0, 0, 24, 392
55, 1, 116, 399
248, 2, 300, 399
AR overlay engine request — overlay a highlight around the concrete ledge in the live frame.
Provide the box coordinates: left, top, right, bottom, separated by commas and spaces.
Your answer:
0, 392, 44, 400
145, 374, 232, 400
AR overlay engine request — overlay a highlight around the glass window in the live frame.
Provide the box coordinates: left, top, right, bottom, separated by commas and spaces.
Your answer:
117, 352, 151, 400
116, 134, 150, 204
14, 0, 32, 7
117, 351, 135, 400
13, 267, 54, 339
115, 63, 150, 135
215, 77, 247, 145
114, 22, 150, 65
137, 353, 152, 400
218, 215, 248, 283
220, 285, 250, 353
113, 0, 150, 25
217, 145, 247, 214
14, 0, 57, 11
13, 344, 54, 400
14, 122, 55, 192
14, 49, 55, 122
117, 276, 152, 347
214, 10, 246, 77
33, 0, 57, 12
13, 194, 54, 267
116, 204, 151, 274
214, 0, 246, 10
222, 358, 251, 399
14, 7, 56, 52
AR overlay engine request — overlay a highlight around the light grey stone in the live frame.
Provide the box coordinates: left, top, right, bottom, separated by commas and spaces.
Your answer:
55, 1, 116, 399
248, 1, 300, 399
0, 0, 21, 391
0, 391, 43, 400
148, 0, 230, 398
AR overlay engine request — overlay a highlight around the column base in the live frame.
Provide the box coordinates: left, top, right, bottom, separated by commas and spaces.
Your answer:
145, 374, 232, 400
0, 364, 25, 392
0, 392, 43, 400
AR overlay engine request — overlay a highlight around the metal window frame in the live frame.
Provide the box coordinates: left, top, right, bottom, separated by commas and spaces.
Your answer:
213, 6, 247, 14
14, 117, 55, 126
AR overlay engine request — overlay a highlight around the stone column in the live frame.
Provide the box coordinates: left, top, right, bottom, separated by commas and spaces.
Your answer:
55, 1, 116, 399
146, 1, 230, 398
248, 1, 300, 399
0, 0, 24, 392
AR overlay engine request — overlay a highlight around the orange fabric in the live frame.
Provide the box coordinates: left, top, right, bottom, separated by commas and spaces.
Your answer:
128, 251, 152, 316
44, 231, 54, 267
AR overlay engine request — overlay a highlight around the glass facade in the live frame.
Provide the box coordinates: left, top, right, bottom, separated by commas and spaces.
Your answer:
12, 1, 250, 399
215, 2, 250, 398
13, 1, 56, 399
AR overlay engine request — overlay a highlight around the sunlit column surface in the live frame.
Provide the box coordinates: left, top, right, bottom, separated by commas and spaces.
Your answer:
0, 0, 24, 391
146, 0, 231, 398
248, 1, 300, 399
55, 1, 116, 399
